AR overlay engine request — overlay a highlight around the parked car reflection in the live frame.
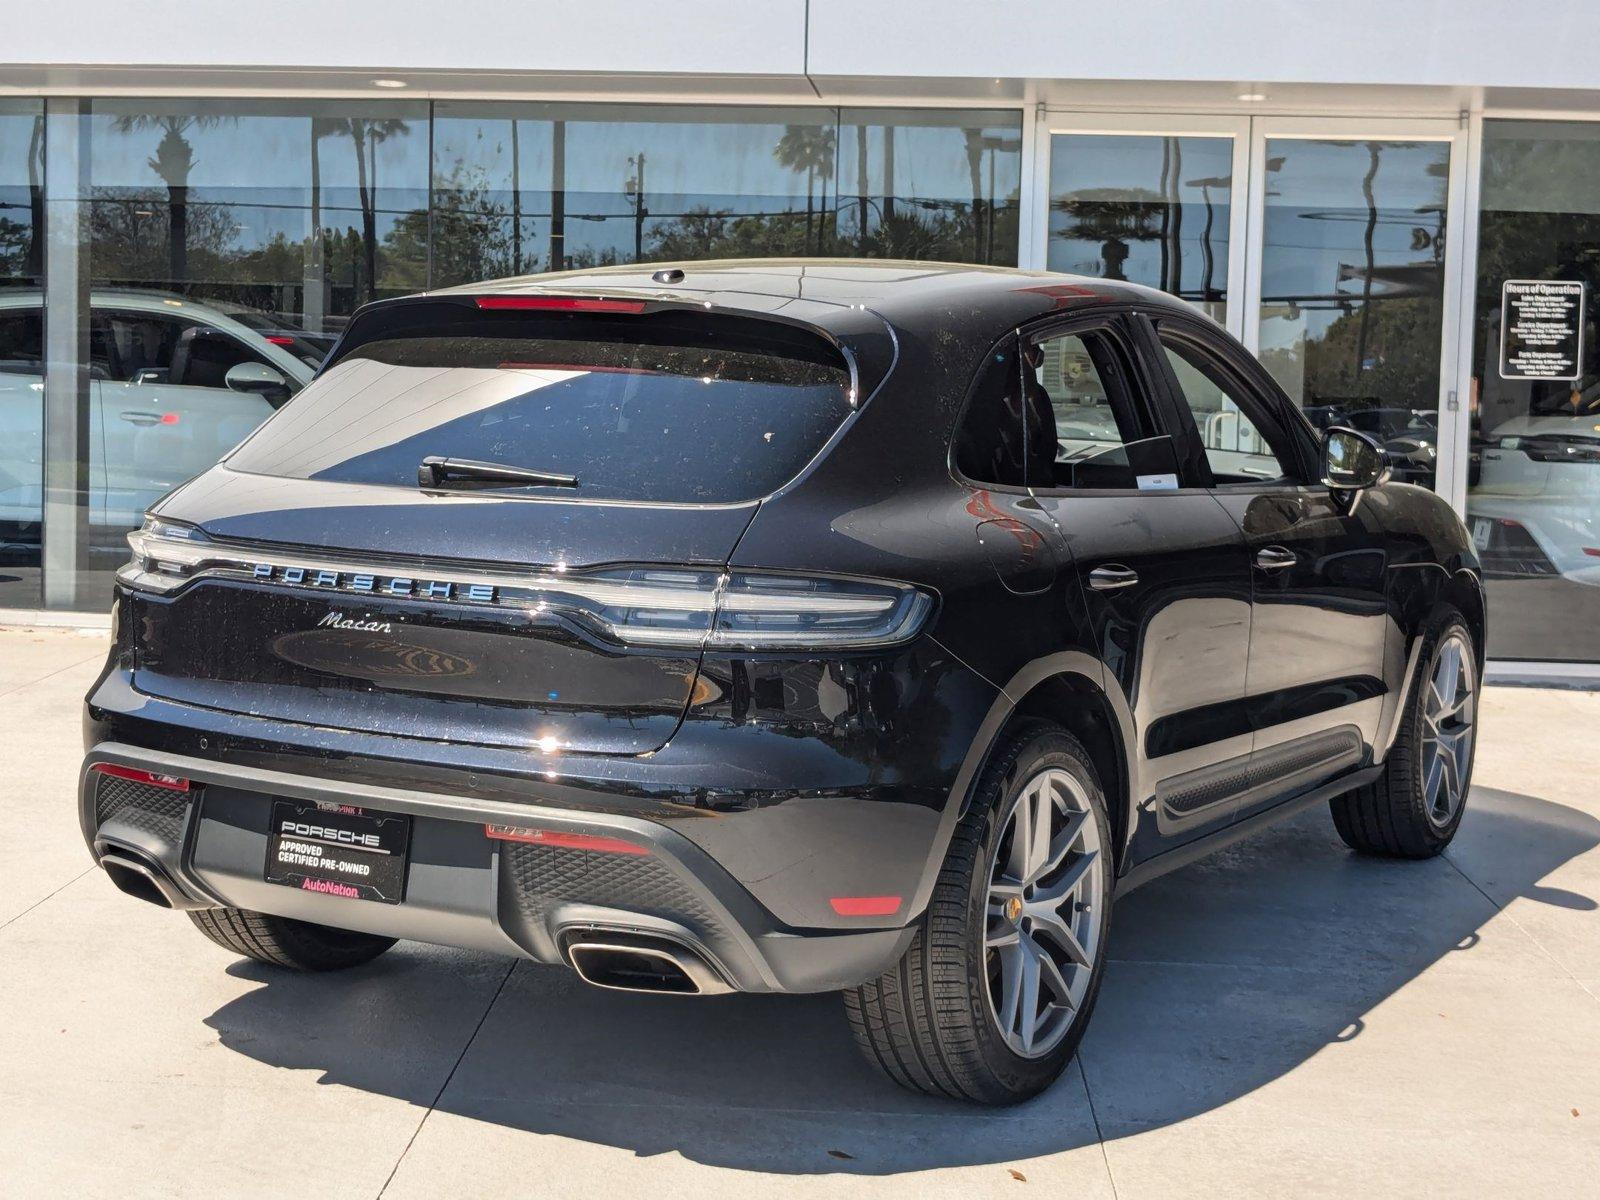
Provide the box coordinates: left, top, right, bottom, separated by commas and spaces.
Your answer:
0, 290, 315, 555
1303, 402, 1439, 487
1469, 392, 1600, 584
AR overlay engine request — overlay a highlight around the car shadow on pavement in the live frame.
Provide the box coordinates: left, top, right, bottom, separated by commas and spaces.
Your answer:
204, 786, 1597, 1175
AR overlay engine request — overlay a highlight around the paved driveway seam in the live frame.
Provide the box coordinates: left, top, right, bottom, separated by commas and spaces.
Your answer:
376, 958, 520, 1199
1441, 849, 1600, 1009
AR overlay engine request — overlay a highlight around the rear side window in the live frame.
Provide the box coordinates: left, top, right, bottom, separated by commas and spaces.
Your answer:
226, 313, 853, 505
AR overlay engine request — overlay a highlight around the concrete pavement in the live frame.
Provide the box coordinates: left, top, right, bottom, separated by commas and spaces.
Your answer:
1, 627, 1596, 1198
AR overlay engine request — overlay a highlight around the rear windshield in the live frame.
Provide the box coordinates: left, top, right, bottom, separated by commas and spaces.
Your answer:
225, 314, 853, 504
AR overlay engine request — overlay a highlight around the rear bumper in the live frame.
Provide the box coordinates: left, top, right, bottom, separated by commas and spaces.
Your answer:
80, 742, 918, 993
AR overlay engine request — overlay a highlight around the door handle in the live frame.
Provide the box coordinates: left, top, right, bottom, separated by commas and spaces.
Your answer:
1088, 564, 1140, 591
1255, 546, 1297, 572
119, 411, 162, 426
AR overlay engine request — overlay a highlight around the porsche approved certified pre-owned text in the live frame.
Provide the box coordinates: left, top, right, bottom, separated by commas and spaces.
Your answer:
82, 261, 1486, 1105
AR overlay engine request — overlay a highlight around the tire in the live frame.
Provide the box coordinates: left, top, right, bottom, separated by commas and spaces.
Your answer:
1330, 606, 1480, 859
844, 722, 1114, 1105
188, 907, 396, 971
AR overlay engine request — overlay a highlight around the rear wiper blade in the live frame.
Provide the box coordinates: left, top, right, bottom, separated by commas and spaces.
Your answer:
418, 456, 579, 490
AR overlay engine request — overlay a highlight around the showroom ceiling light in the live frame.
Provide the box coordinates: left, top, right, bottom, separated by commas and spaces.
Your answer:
372, 78, 407, 89
1237, 91, 1268, 102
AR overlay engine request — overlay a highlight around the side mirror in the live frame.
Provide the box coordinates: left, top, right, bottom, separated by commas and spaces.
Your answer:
225, 362, 288, 398
1321, 426, 1392, 492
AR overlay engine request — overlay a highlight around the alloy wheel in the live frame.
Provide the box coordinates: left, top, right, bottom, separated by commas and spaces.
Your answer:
983, 767, 1107, 1059
1421, 630, 1477, 828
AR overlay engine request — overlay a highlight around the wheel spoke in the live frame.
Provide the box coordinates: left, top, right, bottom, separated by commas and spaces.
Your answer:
1004, 795, 1027, 881
1031, 848, 1097, 910
1031, 808, 1086, 885
1034, 940, 1077, 1011
1030, 905, 1092, 968
1446, 727, 1473, 790
1026, 781, 1054, 881
994, 939, 1023, 1035
1428, 678, 1448, 718
1423, 744, 1446, 811
987, 925, 1020, 949
1435, 640, 1461, 713
1016, 940, 1042, 1052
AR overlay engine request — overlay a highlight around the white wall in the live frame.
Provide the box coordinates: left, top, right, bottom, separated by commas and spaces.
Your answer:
3, 0, 808, 76
808, 0, 1600, 90
4, 0, 1598, 94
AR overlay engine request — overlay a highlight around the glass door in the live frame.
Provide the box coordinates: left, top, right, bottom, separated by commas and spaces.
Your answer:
1243, 117, 1469, 494
1039, 115, 1251, 337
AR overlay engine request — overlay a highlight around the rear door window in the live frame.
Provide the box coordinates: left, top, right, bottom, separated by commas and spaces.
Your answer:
227, 315, 854, 505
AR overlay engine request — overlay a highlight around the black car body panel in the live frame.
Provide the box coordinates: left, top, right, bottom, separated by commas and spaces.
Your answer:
82, 259, 1487, 993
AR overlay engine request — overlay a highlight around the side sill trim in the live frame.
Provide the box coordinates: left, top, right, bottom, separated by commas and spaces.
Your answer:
1115, 764, 1383, 897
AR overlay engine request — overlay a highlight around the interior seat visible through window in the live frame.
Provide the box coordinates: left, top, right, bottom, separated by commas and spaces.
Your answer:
954, 321, 1181, 492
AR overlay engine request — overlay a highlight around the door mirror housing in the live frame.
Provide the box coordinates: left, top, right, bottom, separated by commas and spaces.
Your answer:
225, 362, 288, 398
1321, 426, 1391, 492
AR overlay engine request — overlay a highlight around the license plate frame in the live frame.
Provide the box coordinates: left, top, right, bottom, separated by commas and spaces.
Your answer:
264, 799, 411, 904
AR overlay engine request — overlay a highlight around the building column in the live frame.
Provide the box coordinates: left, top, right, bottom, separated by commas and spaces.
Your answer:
41, 97, 91, 610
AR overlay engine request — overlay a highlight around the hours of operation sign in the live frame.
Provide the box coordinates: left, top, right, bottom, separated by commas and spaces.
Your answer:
1500, 279, 1585, 381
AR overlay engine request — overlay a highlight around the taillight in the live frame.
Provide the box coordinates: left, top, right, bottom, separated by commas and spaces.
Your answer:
117, 515, 213, 594
90, 763, 190, 792
558, 568, 934, 651
112, 517, 935, 651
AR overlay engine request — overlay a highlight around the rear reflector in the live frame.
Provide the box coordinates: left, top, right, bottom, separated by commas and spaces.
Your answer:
475, 296, 647, 314
89, 763, 190, 792
484, 824, 649, 856
829, 895, 902, 917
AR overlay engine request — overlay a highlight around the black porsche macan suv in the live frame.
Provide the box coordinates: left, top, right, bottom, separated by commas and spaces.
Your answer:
81, 260, 1485, 1104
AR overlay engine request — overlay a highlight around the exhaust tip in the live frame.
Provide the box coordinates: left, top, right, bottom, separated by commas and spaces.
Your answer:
98, 847, 195, 910
101, 854, 175, 908
566, 937, 729, 996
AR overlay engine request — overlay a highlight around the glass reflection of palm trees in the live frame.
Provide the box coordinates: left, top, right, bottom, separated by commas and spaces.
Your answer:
1056, 137, 1228, 305
1187, 173, 1230, 310
774, 125, 837, 255
22, 111, 42, 281
111, 112, 235, 285
346, 117, 409, 297
966, 131, 1022, 263
1055, 187, 1163, 281
1253, 141, 1451, 429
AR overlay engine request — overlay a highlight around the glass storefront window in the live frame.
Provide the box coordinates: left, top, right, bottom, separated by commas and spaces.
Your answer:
430, 103, 839, 279
85, 98, 430, 343
1047, 133, 1233, 324
430, 104, 1023, 286
835, 109, 1022, 263
43, 99, 432, 603
1256, 137, 1451, 490
0, 100, 43, 609
12, 100, 1020, 611
1471, 120, 1600, 661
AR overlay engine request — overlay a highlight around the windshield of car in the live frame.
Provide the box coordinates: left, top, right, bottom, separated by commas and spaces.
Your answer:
225, 318, 854, 504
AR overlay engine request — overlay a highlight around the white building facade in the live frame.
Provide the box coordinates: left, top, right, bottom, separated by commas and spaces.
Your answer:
4, 0, 1600, 663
